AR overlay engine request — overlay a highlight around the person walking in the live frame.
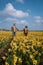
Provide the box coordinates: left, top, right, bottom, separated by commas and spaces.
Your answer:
11, 24, 19, 36
23, 26, 28, 36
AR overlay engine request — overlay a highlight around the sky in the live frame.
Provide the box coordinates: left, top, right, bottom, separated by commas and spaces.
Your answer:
0, 0, 43, 30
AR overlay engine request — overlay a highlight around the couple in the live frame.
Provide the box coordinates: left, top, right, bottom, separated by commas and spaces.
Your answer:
11, 24, 28, 36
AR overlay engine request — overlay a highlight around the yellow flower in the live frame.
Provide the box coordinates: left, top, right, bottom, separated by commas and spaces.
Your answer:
33, 59, 37, 65
18, 58, 22, 63
8, 48, 11, 52
5, 62, 9, 65
39, 53, 41, 56
2, 56, 6, 60
30, 54, 34, 59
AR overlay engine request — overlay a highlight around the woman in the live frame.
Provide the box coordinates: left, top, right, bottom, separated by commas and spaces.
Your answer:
11, 24, 19, 36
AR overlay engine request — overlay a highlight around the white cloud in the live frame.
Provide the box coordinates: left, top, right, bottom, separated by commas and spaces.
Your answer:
35, 19, 41, 23
4, 17, 19, 24
4, 17, 28, 25
34, 16, 41, 19
0, 3, 29, 18
16, 0, 24, 3
5, 18, 17, 22
27, 9, 31, 13
34, 16, 43, 23
16, 20, 28, 25
20, 20, 28, 24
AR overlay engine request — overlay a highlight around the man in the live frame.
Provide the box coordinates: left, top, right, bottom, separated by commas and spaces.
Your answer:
11, 24, 19, 36
23, 26, 28, 36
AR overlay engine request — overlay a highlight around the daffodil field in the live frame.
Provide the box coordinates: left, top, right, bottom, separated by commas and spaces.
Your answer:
0, 31, 43, 65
